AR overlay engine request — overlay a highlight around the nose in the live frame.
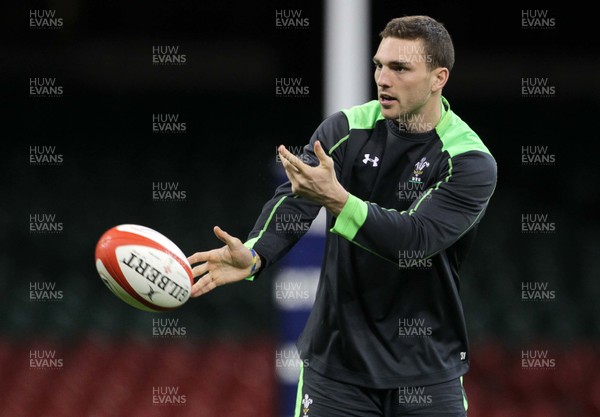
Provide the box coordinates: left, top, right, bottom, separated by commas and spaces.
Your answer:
376, 66, 392, 89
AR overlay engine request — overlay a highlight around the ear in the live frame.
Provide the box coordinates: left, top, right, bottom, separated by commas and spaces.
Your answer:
431, 67, 449, 93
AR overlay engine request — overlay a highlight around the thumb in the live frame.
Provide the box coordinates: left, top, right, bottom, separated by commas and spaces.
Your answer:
213, 226, 236, 248
313, 140, 331, 167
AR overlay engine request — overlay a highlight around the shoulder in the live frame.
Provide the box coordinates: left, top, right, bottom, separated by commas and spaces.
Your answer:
435, 99, 497, 184
436, 98, 494, 161
340, 100, 384, 130
315, 100, 382, 151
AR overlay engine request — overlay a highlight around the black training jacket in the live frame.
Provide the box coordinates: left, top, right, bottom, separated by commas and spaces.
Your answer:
245, 97, 497, 388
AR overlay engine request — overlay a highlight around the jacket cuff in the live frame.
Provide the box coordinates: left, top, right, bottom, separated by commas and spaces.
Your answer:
243, 238, 260, 281
330, 193, 368, 241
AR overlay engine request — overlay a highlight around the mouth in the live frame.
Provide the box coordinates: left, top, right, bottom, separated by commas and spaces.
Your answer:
379, 93, 397, 106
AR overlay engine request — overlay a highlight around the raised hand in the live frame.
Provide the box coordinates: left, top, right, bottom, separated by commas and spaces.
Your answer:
187, 226, 259, 297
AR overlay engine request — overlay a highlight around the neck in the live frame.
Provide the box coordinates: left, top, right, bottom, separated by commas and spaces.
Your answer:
396, 96, 442, 133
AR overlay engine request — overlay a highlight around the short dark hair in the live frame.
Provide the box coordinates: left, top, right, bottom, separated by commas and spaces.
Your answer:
379, 15, 455, 71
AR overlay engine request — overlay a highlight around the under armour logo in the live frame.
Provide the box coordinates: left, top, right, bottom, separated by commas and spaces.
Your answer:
362, 154, 379, 167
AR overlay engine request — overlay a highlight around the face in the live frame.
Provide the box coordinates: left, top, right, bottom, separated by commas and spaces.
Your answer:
373, 37, 446, 122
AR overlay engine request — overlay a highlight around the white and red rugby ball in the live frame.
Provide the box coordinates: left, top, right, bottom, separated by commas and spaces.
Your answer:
95, 224, 193, 312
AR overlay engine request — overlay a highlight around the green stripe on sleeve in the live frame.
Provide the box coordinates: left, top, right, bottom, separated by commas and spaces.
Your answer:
243, 237, 259, 249
294, 365, 305, 417
328, 134, 349, 155
330, 193, 368, 241
243, 196, 287, 281
256, 196, 288, 241
461, 376, 469, 411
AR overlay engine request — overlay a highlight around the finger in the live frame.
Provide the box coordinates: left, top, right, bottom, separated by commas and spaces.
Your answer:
278, 145, 298, 172
191, 273, 218, 297
280, 153, 300, 178
213, 226, 239, 249
191, 262, 209, 279
279, 145, 306, 173
280, 156, 301, 187
313, 140, 332, 167
187, 251, 209, 266
191, 274, 208, 297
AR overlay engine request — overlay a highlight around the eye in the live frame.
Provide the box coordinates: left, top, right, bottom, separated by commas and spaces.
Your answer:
373, 62, 382, 69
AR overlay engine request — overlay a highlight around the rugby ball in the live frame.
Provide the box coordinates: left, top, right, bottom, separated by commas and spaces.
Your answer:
95, 224, 193, 312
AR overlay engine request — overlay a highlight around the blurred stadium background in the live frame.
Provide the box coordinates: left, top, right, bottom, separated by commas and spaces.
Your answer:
2, 1, 600, 416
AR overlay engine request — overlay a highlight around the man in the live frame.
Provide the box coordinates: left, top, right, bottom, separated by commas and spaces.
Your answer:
188, 15, 496, 417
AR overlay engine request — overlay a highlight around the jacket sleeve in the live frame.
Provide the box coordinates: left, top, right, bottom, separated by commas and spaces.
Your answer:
330, 151, 497, 264
244, 111, 349, 279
